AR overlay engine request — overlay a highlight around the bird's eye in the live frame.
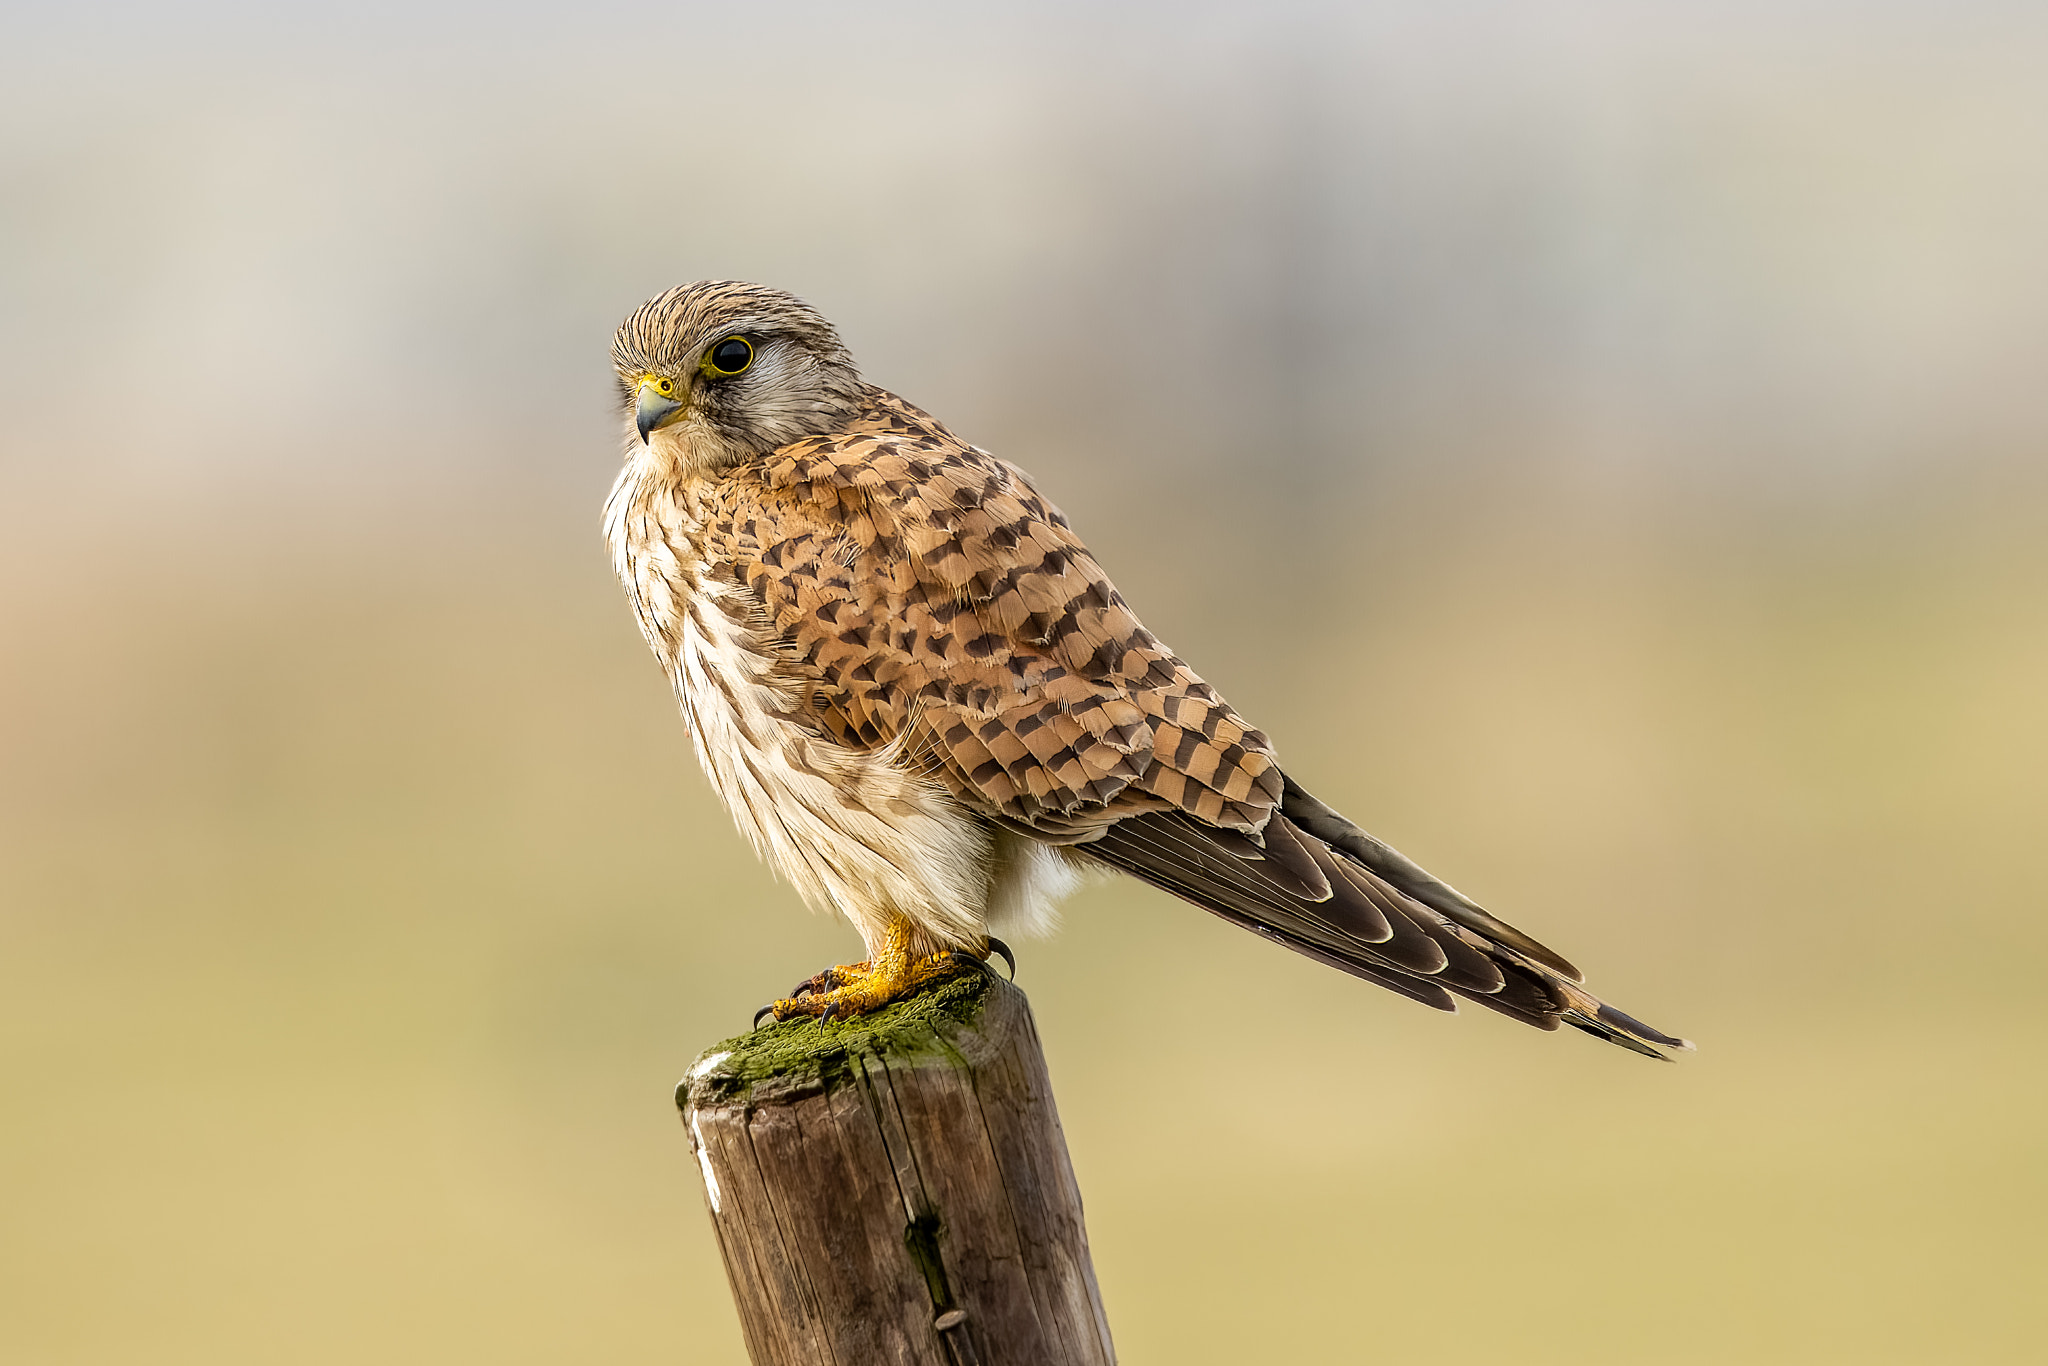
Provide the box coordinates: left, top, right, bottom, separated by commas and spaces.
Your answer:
706, 336, 754, 376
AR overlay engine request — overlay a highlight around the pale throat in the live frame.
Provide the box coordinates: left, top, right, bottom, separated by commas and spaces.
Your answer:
638, 415, 737, 483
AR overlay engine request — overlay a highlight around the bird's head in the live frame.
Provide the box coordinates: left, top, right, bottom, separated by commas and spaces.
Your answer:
610, 280, 864, 471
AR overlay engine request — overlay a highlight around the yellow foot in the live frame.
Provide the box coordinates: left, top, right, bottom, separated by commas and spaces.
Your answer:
766, 950, 992, 1022
782, 936, 1013, 1004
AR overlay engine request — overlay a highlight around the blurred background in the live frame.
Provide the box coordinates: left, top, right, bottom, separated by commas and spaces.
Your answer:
4, 1, 2045, 1361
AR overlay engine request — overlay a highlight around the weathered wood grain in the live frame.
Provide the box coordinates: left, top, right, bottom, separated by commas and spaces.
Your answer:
678, 976, 1115, 1366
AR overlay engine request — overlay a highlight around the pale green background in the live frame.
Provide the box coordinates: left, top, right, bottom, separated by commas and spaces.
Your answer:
4, 3, 2045, 1362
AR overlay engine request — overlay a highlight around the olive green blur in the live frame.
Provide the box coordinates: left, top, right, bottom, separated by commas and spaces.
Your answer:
4, 4, 2046, 1364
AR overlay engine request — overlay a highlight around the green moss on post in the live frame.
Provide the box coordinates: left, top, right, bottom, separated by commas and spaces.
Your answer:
678, 974, 993, 1108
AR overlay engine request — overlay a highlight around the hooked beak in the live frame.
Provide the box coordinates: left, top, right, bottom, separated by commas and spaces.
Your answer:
634, 379, 685, 444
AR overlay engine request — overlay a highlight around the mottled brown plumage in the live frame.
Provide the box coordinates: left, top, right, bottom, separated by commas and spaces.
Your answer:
722, 393, 1277, 834
605, 280, 1689, 1056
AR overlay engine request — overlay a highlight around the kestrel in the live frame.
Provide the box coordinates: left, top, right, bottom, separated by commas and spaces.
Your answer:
606, 281, 1689, 1057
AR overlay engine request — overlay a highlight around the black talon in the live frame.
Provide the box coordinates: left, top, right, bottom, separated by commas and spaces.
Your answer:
752, 1004, 777, 1029
985, 937, 1016, 981
794, 968, 842, 997
948, 950, 1002, 984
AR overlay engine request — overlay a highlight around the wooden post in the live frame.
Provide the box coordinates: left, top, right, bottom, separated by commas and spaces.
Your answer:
677, 975, 1117, 1366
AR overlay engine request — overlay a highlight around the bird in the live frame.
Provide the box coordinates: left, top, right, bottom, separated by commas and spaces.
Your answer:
604, 280, 1690, 1058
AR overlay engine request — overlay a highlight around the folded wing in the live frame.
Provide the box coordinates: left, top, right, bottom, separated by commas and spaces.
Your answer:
710, 389, 1688, 1056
